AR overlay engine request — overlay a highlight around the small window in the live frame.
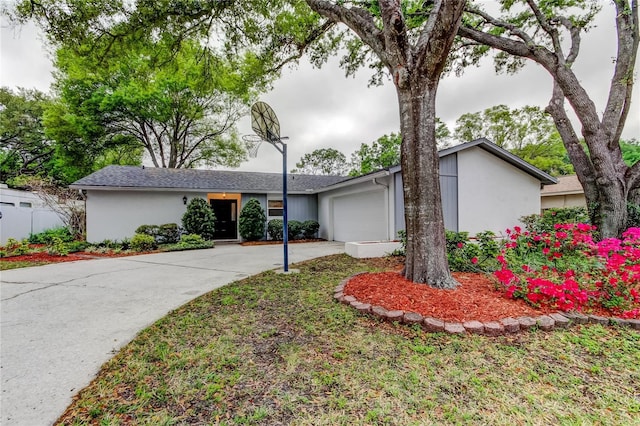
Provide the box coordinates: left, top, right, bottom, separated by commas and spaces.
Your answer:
19, 202, 32, 208
268, 199, 283, 217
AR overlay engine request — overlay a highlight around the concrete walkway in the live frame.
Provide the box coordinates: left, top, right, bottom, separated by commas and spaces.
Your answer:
1, 242, 344, 426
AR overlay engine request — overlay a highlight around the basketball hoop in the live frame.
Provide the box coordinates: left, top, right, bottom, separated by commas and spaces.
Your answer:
242, 134, 263, 159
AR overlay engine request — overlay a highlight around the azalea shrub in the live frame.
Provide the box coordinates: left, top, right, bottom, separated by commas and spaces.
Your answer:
446, 230, 501, 272
494, 224, 640, 318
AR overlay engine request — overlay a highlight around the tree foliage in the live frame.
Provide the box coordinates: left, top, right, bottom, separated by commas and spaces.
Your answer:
349, 132, 401, 176
453, 105, 574, 176
457, 0, 639, 237
0, 87, 54, 183
291, 148, 348, 175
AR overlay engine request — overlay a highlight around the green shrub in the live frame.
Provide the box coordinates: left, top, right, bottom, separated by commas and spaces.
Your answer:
239, 198, 266, 241
627, 202, 640, 229
3, 238, 31, 256
267, 219, 284, 240
130, 233, 157, 252
288, 220, 303, 240
158, 223, 180, 244
47, 237, 70, 256
301, 220, 320, 239
162, 234, 215, 251
520, 207, 589, 234
135, 223, 181, 244
390, 229, 500, 272
182, 198, 216, 240
29, 227, 75, 244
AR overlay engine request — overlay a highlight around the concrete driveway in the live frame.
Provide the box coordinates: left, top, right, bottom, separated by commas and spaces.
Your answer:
1, 242, 344, 426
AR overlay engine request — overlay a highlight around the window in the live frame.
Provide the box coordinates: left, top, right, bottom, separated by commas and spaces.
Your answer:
268, 199, 283, 217
19, 202, 32, 208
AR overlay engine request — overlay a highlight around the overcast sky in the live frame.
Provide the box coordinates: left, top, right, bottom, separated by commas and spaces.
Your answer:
1, 4, 638, 174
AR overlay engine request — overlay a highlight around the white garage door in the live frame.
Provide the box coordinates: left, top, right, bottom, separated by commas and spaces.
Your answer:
332, 190, 387, 242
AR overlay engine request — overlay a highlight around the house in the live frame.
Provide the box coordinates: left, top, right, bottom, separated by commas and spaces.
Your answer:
0, 184, 66, 245
540, 174, 586, 211
70, 138, 557, 243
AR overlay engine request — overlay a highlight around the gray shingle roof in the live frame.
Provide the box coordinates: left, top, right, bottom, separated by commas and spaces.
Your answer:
70, 165, 349, 193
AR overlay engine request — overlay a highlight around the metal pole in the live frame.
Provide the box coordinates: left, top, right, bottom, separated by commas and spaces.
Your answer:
282, 141, 289, 272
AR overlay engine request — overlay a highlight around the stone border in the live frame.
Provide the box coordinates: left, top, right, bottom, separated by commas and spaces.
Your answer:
333, 276, 640, 336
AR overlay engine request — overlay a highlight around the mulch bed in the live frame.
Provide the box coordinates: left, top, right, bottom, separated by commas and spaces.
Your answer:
344, 267, 618, 323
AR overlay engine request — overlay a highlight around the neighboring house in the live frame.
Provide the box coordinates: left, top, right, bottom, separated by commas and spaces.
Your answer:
0, 184, 66, 245
71, 138, 557, 243
540, 174, 586, 211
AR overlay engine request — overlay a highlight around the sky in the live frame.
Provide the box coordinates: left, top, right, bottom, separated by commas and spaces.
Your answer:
1, 3, 638, 174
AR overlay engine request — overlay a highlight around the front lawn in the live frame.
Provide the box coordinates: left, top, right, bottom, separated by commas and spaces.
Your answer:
57, 254, 639, 425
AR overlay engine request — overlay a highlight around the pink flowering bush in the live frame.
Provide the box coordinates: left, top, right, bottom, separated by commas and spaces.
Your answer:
494, 224, 640, 319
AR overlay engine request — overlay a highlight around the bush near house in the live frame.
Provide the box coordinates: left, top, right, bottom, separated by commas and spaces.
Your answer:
135, 223, 181, 244
239, 199, 267, 241
130, 233, 157, 252
182, 198, 215, 240
28, 227, 75, 244
267, 219, 319, 241
302, 220, 320, 239
267, 219, 284, 240
520, 207, 590, 234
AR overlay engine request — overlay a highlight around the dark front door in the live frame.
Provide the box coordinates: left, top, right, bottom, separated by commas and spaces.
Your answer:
210, 199, 238, 239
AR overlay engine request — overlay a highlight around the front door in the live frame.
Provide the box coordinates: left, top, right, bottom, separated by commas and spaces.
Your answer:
210, 199, 238, 239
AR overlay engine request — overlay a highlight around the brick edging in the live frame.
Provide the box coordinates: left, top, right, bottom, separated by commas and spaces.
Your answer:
334, 276, 640, 336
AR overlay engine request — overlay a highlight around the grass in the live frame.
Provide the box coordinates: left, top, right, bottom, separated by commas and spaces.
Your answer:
57, 254, 640, 425
0, 260, 53, 270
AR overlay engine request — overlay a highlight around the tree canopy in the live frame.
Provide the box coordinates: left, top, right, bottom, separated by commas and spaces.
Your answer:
0, 87, 54, 183
291, 148, 348, 175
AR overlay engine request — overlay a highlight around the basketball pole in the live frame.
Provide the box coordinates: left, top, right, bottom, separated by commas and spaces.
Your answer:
282, 141, 289, 272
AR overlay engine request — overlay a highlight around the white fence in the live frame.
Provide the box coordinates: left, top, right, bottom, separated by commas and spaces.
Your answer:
0, 186, 66, 245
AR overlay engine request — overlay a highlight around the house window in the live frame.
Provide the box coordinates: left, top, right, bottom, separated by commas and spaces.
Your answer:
19, 202, 32, 208
268, 199, 283, 217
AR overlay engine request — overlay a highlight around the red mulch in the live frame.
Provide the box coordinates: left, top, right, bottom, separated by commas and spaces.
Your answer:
0, 251, 147, 264
345, 270, 558, 323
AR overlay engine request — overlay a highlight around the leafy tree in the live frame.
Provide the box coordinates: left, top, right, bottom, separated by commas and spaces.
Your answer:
291, 148, 348, 175
453, 105, 574, 176
12, 0, 465, 288
0, 87, 54, 183
304, 1, 466, 288
349, 132, 401, 176
457, 1, 639, 237
621, 139, 640, 167
50, 40, 249, 170
182, 198, 216, 240
239, 198, 267, 241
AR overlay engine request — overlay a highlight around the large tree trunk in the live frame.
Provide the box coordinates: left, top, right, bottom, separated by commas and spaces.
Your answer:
305, 0, 464, 288
398, 80, 456, 288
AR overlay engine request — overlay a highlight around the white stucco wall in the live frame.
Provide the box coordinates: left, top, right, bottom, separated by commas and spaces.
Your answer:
317, 175, 395, 242
457, 147, 541, 236
85, 190, 206, 242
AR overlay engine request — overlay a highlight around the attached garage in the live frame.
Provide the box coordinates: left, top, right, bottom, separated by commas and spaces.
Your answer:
332, 190, 388, 242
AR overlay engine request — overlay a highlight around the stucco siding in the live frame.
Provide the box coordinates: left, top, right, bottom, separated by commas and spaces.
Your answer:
85, 190, 202, 242
457, 147, 541, 235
